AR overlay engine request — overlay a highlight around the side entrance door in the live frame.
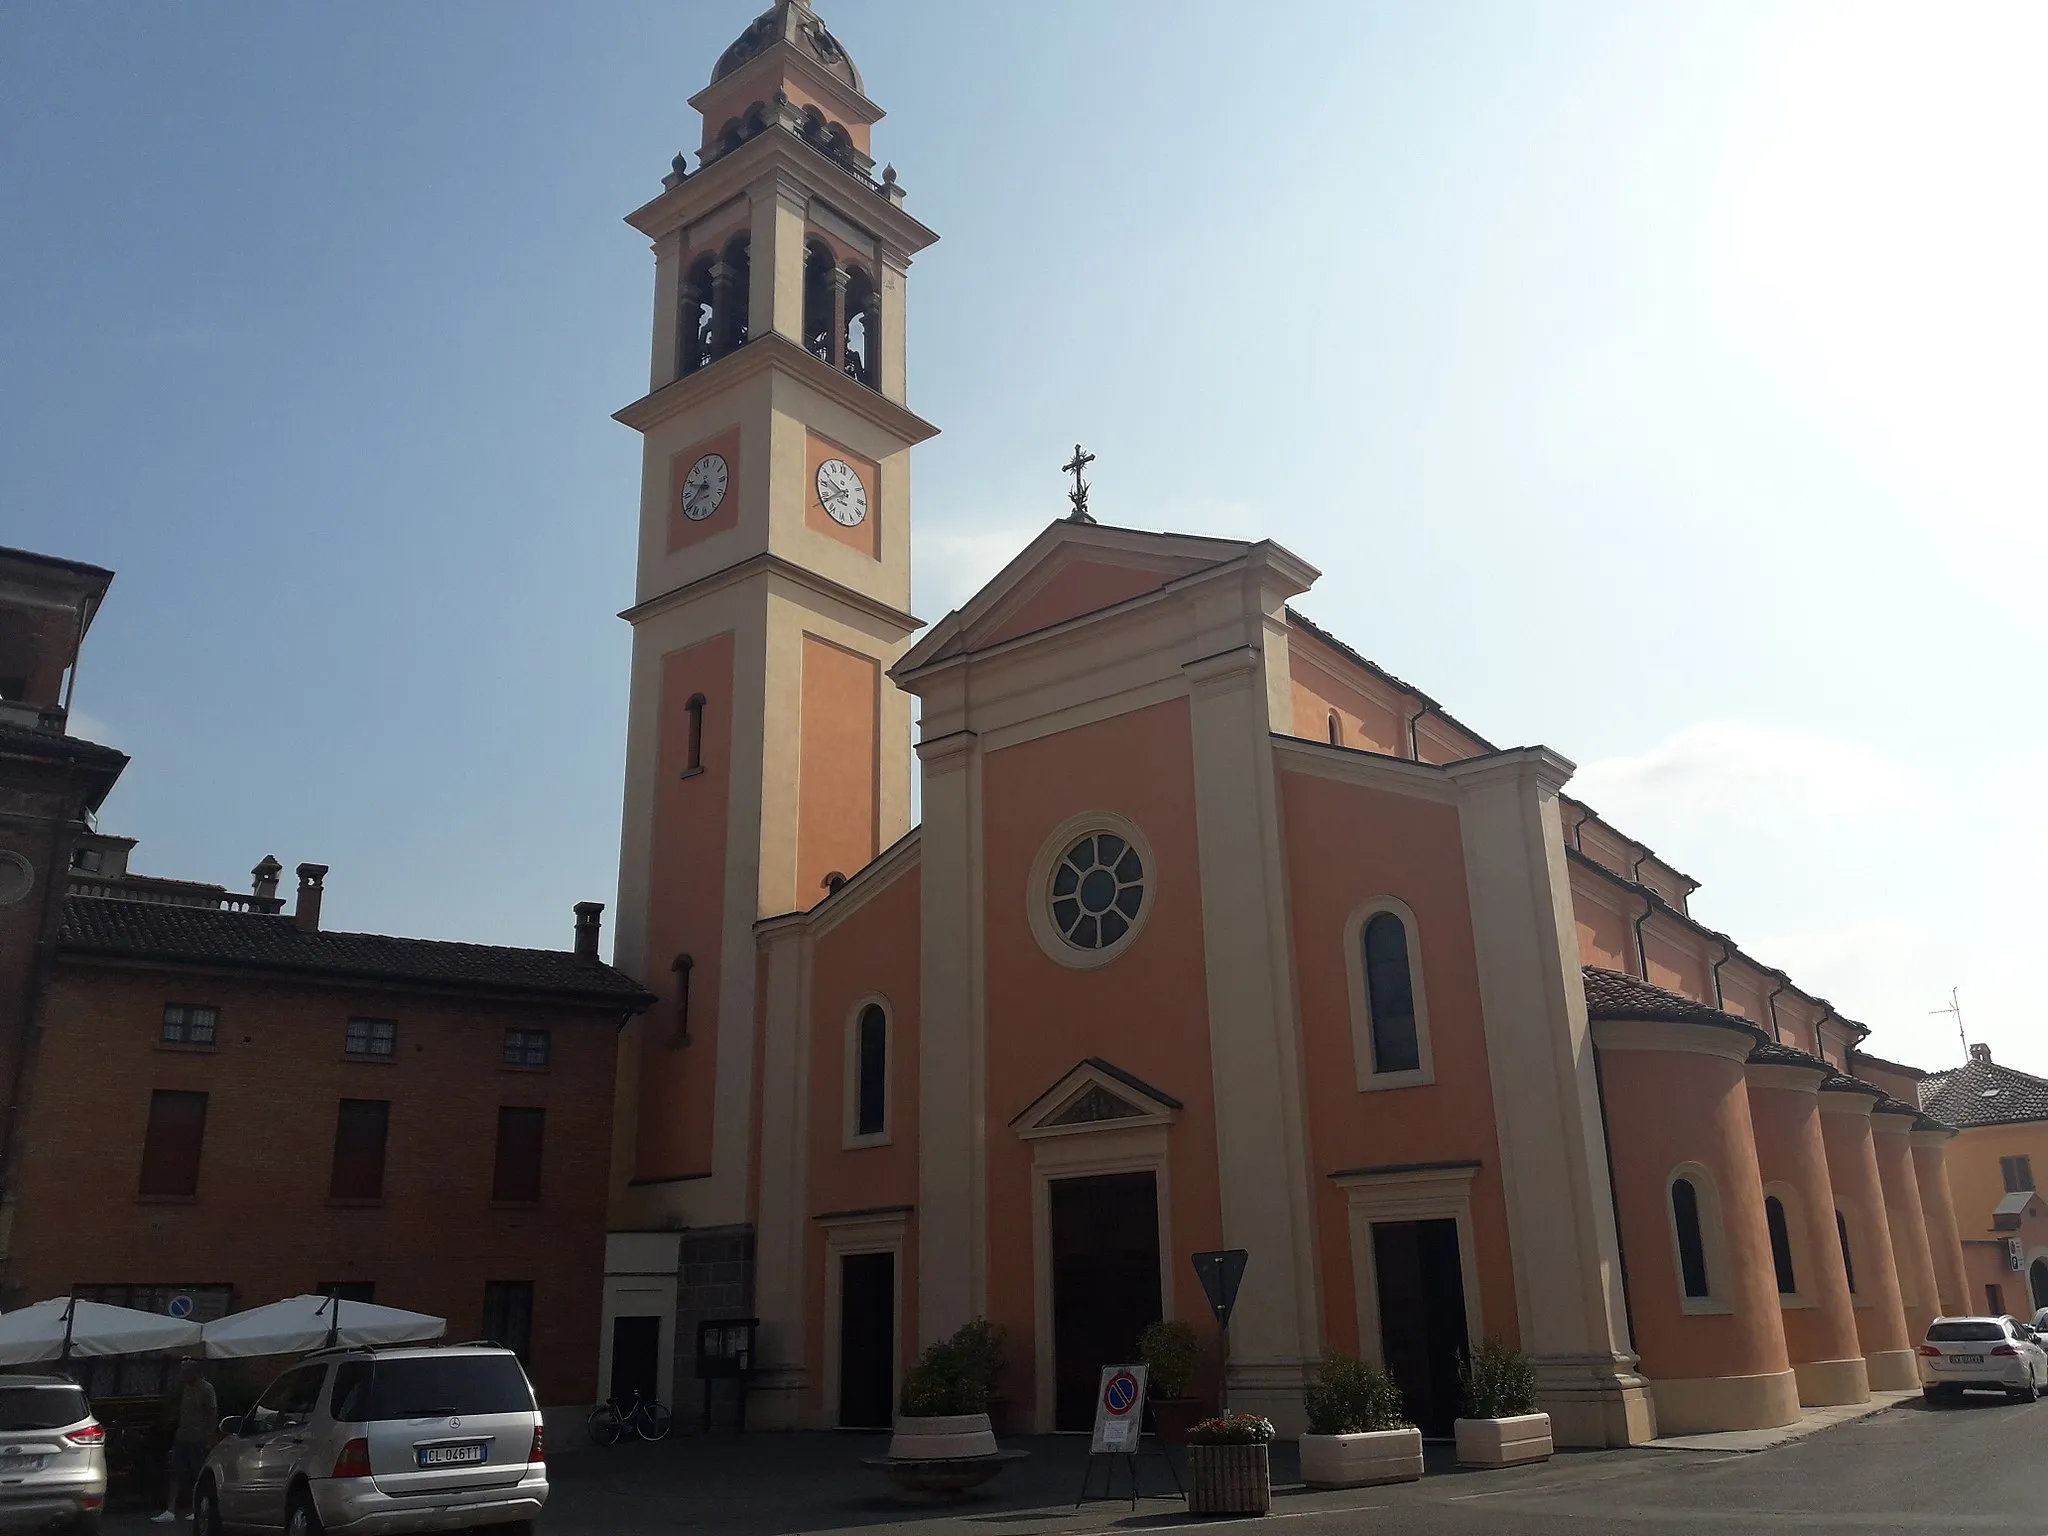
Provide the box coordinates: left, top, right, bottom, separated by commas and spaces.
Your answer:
1051, 1172, 1162, 1431
839, 1252, 896, 1429
1373, 1218, 1471, 1437
609, 1315, 661, 1406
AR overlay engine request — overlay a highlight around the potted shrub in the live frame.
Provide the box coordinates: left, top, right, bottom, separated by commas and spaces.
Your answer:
1185, 1412, 1275, 1515
886, 1318, 1005, 1462
1137, 1319, 1205, 1444
1298, 1355, 1422, 1489
1453, 1337, 1551, 1468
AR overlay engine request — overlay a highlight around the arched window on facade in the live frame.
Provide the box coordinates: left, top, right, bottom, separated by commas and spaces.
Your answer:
683, 694, 706, 775
2032, 1258, 2048, 1313
1671, 1177, 1712, 1299
1836, 1209, 1857, 1293
1327, 711, 1343, 746
1363, 912, 1420, 1074
854, 1003, 887, 1139
802, 239, 840, 365
678, 254, 717, 378
1765, 1195, 1798, 1295
843, 266, 878, 387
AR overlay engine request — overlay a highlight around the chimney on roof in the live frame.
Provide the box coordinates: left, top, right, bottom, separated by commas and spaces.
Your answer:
294, 863, 328, 933
1970, 1042, 1993, 1065
251, 855, 283, 903
573, 901, 604, 962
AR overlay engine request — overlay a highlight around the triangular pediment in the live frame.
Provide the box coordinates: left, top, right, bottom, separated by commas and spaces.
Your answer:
1011, 1058, 1182, 1140
896, 521, 1255, 679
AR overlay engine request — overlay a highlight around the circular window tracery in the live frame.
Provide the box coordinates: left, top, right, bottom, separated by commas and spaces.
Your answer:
1050, 832, 1145, 951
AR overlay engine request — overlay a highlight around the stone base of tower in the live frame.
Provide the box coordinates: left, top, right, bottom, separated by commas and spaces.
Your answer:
1534, 1355, 1658, 1447
743, 1366, 810, 1431
1863, 1348, 1920, 1391
1225, 1357, 1314, 1439
1792, 1355, 1871, 1407
1647, 1368, 1800, 1436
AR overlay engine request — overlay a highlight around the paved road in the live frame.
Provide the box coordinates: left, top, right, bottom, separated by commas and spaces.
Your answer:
109, 1392, 2048, 1534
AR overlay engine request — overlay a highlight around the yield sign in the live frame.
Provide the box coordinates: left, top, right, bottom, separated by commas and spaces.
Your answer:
1190, 1249, 1249, 1331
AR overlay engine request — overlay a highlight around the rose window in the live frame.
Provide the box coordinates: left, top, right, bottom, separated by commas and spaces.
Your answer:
1050, 832, 1145, 950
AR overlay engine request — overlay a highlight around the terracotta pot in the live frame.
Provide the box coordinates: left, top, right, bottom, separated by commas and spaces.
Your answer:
1298, 1426, 1423, 1489
1453, 1412, 1552, 1468
1147, 1396, 1207, 1445
1187, 1441, 1272, 1516
886, 1412, 997, 1461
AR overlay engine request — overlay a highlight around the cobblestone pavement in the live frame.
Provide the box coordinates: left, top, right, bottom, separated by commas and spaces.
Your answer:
105, 1391, 2048, 1534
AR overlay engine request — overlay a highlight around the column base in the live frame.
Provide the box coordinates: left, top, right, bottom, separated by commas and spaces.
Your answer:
1792, 1356, 1870, 1407
1863, 1348, 1919, 1391
1648, 1369, 1800, 1435
1225, 1357, 1313, 1439
1532, 1355, 1657, 1447
742, 1368, 809, 1431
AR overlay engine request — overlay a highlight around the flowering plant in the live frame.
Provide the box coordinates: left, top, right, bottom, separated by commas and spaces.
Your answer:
1186, 1411, 1276, 1445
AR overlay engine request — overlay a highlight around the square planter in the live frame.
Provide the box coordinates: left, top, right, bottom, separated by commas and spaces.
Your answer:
1187, 1441, 1273, 1515
1453, 1412, 1552, 1468
1147, 1396, 1209, 1446
1298, 1426, 1423, 1489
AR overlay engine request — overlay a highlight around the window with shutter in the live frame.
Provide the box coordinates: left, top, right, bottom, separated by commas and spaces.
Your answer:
492, 1107, 545, 1203
139, 1090, 208, 1197
330, 1100, 390, 1199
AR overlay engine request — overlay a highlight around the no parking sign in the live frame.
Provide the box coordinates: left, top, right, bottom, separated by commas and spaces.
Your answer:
1089, 1364, 1149, 1454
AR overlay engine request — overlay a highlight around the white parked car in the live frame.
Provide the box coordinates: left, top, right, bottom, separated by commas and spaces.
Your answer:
1919, 1316, 2048, 1403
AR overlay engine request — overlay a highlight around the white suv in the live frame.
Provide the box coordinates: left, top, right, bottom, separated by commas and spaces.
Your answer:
194, 1345, 547, 1535
1919, 1316, 2048, 1403
0, 1375, 107, 1534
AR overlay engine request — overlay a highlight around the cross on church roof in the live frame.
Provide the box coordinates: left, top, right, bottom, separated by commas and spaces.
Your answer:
1062, 444, 1097, 524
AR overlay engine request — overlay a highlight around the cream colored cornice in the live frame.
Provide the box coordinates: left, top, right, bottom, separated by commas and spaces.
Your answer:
627, 127, 934, 255
686, 42, 886, 126
1269, 736, 1461, 806
1590, 1017, 1757, 1064
614, 330, 939, 446
914, 729, 977, 769
619, 549, 921, 636
1746, 1063, 1827, 1094
1442, 745, 1578, 797
754, 827, 922, 946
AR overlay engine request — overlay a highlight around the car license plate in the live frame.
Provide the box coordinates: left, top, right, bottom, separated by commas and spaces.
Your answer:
0, 1456, 43, 1475
1951, 1354, 1985, 1364
417, 1443, 487, 1467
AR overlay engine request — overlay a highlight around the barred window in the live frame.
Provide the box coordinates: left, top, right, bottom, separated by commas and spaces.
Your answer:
345, 1018, 397, 1059
502, 1029, 551, 1069
161, 1004, 218, 1047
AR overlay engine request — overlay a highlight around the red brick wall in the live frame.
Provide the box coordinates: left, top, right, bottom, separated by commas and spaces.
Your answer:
12, 962, 620, 1403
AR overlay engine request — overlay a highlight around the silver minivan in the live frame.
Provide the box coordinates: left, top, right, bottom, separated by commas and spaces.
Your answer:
0, 1375, 107, 1535
195, 1345, 546, 1535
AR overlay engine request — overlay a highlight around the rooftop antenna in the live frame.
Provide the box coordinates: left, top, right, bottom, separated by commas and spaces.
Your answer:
1930, 987, 1966, 1059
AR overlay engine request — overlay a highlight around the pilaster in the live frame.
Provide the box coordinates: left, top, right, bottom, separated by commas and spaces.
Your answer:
916, 728, 985, 1343
1444, 748, 1656, 1447
1182, 644, 1321, 1435
876, 246, 910, 404
749, 918, 813, 1427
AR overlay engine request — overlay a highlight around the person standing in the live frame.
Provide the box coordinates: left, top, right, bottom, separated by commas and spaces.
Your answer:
153, 1359, 217, 1523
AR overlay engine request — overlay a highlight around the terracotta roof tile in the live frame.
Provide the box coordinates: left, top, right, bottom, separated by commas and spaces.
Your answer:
1919, 1055, 2048, 1129
1580, 967, 1767, 1041
59, 895, 654, 1007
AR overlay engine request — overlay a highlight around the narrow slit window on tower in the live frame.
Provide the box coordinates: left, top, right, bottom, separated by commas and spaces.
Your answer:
1327, 711, 1343, 746
1671, 1176, 1711, 1299
854, 1004, 887, 1139
1363, 912, 1420, 1074
1836, 1209, 1857, 1293
671, 954, 694, 1046
1765, 1195, 1798, 1295
683, 694, 706, 776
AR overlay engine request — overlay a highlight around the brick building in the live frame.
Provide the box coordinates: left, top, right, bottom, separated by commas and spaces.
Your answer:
0, 546, 654, 1405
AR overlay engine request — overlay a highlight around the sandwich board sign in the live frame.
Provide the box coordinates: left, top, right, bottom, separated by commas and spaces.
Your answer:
1089, 1364, 1149, 1453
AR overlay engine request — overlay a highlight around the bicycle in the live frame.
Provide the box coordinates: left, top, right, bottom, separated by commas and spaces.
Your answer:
586, 1389, 674, 1444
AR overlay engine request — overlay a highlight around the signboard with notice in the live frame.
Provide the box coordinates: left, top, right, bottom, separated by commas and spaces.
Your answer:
1089, 1364, 1149, 1454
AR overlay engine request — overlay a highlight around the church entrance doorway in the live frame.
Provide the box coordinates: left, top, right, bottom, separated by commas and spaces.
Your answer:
1373, 1218, 1470, 1437
1050, 1172, 1162, 1431
838, 1251, 895, 1429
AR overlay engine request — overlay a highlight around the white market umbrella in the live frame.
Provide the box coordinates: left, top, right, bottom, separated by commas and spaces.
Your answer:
0, 1297, 202, 1365
202, 1294, 445, 1359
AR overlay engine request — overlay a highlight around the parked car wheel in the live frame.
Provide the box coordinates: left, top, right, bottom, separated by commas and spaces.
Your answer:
194, 1476, 225, 1536
1922, 1385, 1954, 1405
2014, 1377, 2040, 1404
287, 1488, 325, 1536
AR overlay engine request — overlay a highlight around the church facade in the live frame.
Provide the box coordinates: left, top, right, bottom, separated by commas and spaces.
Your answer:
599, 1, 1969, 1444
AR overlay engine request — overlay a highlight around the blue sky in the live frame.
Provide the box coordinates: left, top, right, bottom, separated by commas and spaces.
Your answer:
3, 2, 2040, 1070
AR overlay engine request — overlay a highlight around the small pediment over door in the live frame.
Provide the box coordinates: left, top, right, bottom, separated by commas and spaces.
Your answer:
1010, 1058, 1182, 1141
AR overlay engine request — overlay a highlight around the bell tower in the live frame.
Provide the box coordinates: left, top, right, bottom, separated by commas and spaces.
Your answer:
610, 0, 937, 1232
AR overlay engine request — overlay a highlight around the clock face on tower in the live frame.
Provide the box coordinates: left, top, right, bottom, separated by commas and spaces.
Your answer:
815, 458, 869, 527
681, 453, 729, 521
